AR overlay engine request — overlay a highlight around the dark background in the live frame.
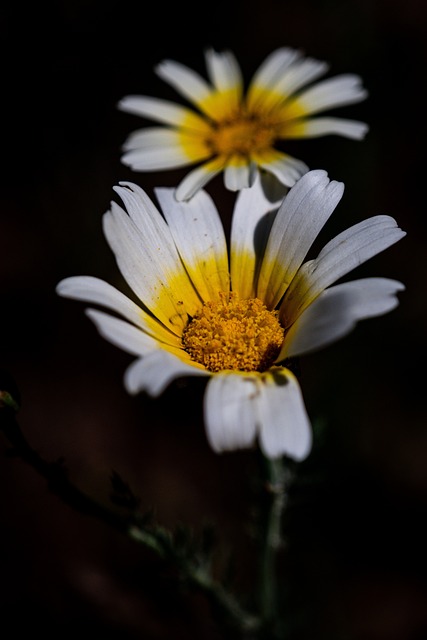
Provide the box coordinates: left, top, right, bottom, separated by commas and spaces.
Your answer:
1, 1, 427, 638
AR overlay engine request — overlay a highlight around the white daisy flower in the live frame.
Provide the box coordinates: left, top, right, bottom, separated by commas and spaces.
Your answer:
56, 170, 405, 461
118, 48, 369, 201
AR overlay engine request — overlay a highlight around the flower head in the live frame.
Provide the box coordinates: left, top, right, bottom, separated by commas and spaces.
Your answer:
56, 170, 405, 461
118, 48, 369, 201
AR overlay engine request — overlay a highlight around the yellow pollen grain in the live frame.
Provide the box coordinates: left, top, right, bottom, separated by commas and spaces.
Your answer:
205, 110, 281, 157
182, 292, 285, 373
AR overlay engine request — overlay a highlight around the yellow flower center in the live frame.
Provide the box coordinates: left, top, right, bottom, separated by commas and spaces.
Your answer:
206, 111, 280, 157
182, 292, 285, 373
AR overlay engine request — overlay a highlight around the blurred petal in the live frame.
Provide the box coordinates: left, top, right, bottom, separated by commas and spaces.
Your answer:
254, 150, 309, 188
224, 157, 256, 191
283, 117, 369, 140
251, 47, 302, 86
175, 157, 226, 201
205, 48, 243, 99
247, 47, 303, 109
272, 57, 329, 97
121, 129, 209, 170
251, 57, 329, 113
118, 96, 210, 133
122, 127, 186, 152
121, 129, 209, 171
118, 49, 368, 194
288, 74, 368, 116
155, 58, 212, 106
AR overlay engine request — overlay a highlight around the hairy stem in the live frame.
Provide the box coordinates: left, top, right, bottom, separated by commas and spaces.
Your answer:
0, 392, 260, 638
258, 453, 291, 636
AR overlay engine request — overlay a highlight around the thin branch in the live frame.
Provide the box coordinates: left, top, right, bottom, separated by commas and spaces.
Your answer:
0, 388, 260, 638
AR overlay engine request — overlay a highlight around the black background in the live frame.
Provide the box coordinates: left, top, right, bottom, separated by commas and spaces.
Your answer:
1, 1, 427, 638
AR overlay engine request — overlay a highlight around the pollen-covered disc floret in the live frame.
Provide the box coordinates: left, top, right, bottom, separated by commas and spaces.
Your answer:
206, 112, 280, 157
56, 172, 406, 460
182, 292, 285, 373
118, 48, 370, 200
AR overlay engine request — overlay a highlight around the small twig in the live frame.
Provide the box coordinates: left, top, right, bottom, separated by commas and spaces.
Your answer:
0, 386, 260, 638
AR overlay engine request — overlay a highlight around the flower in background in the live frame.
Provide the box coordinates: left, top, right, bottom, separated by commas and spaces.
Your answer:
118, 48, 369, 201
56, 170, 405, 461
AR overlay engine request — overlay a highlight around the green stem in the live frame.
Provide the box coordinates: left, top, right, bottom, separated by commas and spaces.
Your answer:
258, 454, 289, 633
180, 561, 261, 636
1, 396, 261, 639
129, 524, 260, 636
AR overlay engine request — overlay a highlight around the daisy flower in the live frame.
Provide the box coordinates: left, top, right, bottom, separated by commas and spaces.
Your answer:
118, 48, 369, 201
56, 170, 405, 461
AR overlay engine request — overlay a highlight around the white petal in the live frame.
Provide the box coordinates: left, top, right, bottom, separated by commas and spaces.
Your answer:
155, 59, 212, 106
103, 186, 200, 332
154, 186, 230, 301
204, 374, 259, 453
296, 74, 368, 115
174, 158, 226, 201
230, 173, 282, 299
257, 169, 344, 308
85, 308, 158, 356
205, 48, 243, 94
56, 275, 179, 346
280, 278, 405, 359
57, 276, 142, 325
258, 368, 312, 461
314, 216, 406, 273
113, 181, 165, 231
282, 215, 407, 323
285, 117, 369, 140
124, 350, 208, 397
117, 96, 208, 132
